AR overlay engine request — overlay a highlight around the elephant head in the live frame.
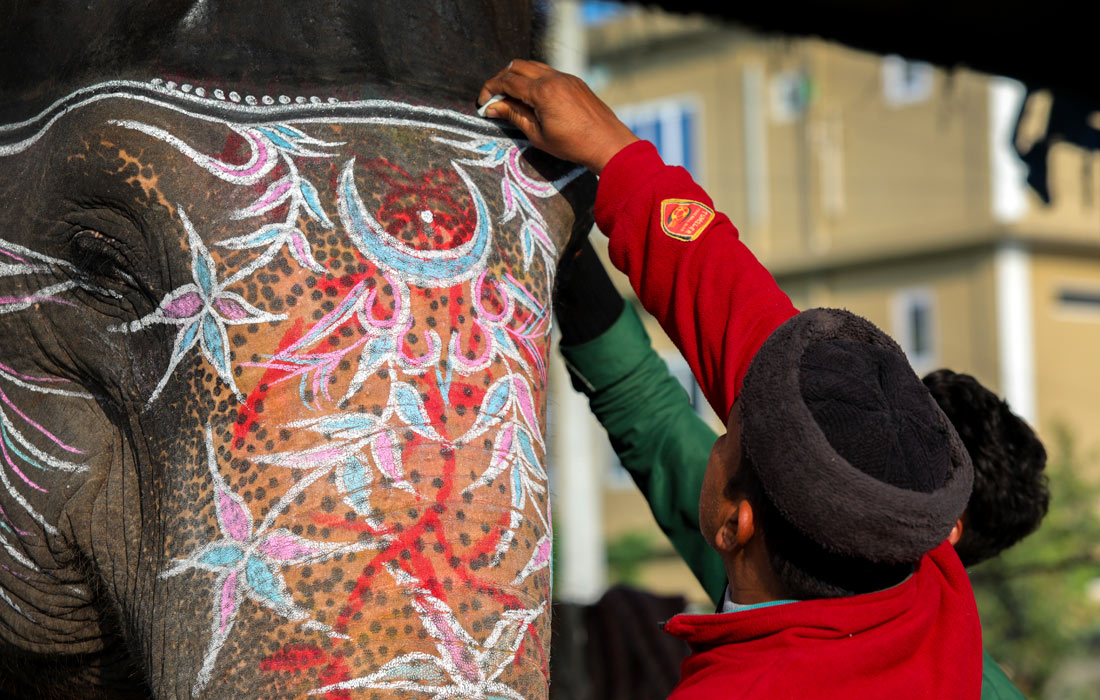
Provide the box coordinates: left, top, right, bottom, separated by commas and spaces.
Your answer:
0, 59, 592, 699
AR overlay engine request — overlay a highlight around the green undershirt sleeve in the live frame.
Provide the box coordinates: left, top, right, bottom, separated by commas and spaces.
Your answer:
560, 304, 726, 605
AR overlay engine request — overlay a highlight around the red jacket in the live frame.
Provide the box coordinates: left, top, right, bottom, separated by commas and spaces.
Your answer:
593, 141, 982, 699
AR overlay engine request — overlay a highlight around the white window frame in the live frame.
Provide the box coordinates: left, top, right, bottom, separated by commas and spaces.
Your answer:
616, 94, 704, 179
769, 70, 810, 124
891, 286, 939, 374
882, 55, 934, 107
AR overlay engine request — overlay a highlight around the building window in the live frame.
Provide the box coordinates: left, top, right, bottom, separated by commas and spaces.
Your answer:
882, 55, 934, 107
770, 70, 812, 123
892, 287, 938, 373
582, 0, 627, 26
618, 97, 702, 178
1057, 287, 1100, 318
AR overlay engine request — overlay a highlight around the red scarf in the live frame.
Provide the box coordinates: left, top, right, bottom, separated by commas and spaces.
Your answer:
663, 542, 982, 699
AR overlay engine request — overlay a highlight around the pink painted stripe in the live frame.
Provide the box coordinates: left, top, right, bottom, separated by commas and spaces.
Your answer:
1, 562, 34, 581
286, 279, 369, 352
0, 248, 28, 263
0, 504, 32, 537
0, 388, 84, 455
508, 148, 553, 194
0, 432, 47, 493
0, 296, 76, 308
0, 361, 73, 384
211, 131, 271, 178
247, 178, 293, 213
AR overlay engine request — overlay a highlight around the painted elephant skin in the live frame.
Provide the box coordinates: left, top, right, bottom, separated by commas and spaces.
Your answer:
0, 3, 594, 698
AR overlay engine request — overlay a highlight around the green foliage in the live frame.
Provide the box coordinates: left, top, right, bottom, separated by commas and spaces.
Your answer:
970, 425, 1100, 698
606, 530, 660, 586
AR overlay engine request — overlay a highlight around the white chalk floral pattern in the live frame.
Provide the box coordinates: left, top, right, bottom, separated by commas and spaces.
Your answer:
115, 210, 284, 403
162, 425, 369, 694
311, 564, 544, 700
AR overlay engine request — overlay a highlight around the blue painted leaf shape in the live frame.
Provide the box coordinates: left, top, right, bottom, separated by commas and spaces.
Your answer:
492, 328, 524, 363
341, 455, 372, 515
392, 382, 441, 441
255, 127, 297, 152
244, 556, 286, 608
374, 656, 448, 684
520, 221, 534, 270
515, 426, 545, 479
171, 321, 201, 364
298, 178, 334, 228
313, 413, 380, 440
217, 224, 285, 250
198, 544, 245, 568
201, 314, 232, 380
482, 377, 511, 421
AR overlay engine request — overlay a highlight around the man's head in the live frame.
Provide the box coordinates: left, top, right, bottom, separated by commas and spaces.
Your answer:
923, 369, 1049, 567
701, 309, 974, 602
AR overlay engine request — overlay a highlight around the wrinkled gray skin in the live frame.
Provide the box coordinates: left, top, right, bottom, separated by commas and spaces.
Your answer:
0, 2, 594, 698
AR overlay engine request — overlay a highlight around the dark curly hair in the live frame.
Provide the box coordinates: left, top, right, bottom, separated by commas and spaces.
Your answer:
922, 369, 1049, 567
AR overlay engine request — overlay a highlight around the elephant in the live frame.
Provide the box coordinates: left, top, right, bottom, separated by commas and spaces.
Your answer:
0, 2, 595, 698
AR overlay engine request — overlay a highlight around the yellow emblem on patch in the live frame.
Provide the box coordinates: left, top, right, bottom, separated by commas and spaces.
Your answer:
659, 198, 715, 242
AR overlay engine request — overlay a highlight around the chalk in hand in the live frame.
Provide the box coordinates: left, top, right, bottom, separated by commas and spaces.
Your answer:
477, 94, 507, 118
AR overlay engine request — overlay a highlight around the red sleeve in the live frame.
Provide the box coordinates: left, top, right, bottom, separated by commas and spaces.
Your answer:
595, 140, 798, 420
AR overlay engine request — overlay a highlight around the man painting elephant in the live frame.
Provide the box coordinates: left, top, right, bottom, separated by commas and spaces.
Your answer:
0, 2, 594, 698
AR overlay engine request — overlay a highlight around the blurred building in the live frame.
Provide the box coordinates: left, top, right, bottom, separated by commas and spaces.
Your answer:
549, 1, 1100, 605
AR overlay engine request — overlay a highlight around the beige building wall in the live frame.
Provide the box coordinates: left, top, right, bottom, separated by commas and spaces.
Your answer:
1031, 249, 1100, 454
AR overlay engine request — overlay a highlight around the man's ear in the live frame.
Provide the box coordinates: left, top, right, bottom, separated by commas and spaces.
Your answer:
714, 499, 756, 552
948, 518, 963, 546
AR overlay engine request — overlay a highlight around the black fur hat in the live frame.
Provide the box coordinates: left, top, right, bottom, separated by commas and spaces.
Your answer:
739, 308, 973, 563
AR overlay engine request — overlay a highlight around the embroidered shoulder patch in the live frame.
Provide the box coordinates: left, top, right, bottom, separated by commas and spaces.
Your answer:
659, 199, 715, 242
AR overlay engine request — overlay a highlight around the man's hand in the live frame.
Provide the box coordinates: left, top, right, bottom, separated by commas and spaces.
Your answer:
478, 59, 639, 174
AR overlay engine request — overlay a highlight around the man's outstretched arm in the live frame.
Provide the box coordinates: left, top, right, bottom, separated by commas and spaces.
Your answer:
480, 60, 796, 418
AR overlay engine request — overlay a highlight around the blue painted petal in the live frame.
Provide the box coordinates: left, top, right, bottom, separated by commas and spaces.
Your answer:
272, 125, 304, 139
245, 556, 286, 607
363, 335, 393, 369
376, 659, 447, 684
316, 413, 378, 438
218, 224, 284, 250
198, 544, 245, 568
192, 250, 216, 298
483, 379, 510, 419
435, 366, 453, 409
172, 321, 201, 363
511, 462, 524, 508
516, 428, 541, 473
201, 314, 231, 378
475, 141, 497, 153
298, 179, 333, 228
255, 127, 297, 152
521, 222, 534, 270
342, 455, 371, 514
393, 383, 437, 438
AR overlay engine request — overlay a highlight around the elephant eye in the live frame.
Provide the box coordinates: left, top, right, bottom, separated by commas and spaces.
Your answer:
71, 229, 139, 287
